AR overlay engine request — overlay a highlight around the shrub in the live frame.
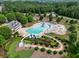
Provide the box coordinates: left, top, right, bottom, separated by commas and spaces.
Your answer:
63, 50, 67, 52
39, 41, 43, 45
40, 48, 46, 52
64, 46, 68, 49
42, 36, 48, 39
63, 43, 67, 46
59, 51, 63, 55
44, 42, 49, 47
69, 20, 76, 24
58, 38, 61, 41
34, 41, 38, 45
50, 45, 54, 48
47, 50, 52, 54
55, 37, 58, 39
54, 40, 56, 42
54, 44, 58, 47
34, 47, 39, 51
53, 51, 57, 54
66, 20, 68, 23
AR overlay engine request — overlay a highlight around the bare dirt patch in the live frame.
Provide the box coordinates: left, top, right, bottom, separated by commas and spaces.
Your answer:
31, 50, 63, 58
0, 47, 5, 58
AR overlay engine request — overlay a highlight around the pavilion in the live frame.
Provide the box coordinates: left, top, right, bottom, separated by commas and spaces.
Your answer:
8, 20, 22, 32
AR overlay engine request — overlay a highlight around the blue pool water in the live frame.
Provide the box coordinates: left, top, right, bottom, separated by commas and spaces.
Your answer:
26, 23, 49, 34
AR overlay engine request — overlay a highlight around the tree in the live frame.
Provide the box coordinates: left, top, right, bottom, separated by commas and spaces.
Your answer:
59, 51, 63, 55
0, 35, 5, 46
34, 40, 39, 45
39, 15, 43, 21
53, 51, 57, 54
69, 31, 77, 43
28, 15, 33, 22
68, 43, 77, 55
65, 20, 68, 23
54, 43, 59, 47
39, 41, 43, 45
6, 13, 16, 21
34, 47, 39, 51
14, 32, 19, 37
67, 30, 78, 57
20, 16, 28, 25
0, 14, 6, 24
49, 13, 52, 22
73, 53, 79, 58
69, 20, 76, 24
40, 48, 46, 52
47, 50, 52, 54
3, 1, 79, 19
68, 25, 76, 32
0, 26, 12, 39
49, 40, 57, 48
56, 17, 62, 23
76, 42, 79, 48
44, 12, 46, 17
15, 12, 23, 21
50, 45, 54, 48
44, 42, 49, 47
67, 41, 79, 58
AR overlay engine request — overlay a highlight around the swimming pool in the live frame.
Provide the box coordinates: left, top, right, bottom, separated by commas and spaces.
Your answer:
26, 22, 49, 35
18, 22, 66, 38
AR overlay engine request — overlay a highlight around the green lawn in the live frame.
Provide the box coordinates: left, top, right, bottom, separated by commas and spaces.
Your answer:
47, 33, 69, 40
24, 38, 33, 44
7, 37, 34, 58
7, 41, 17, 58
15, 49, 34, 58
50, 40, 57, 46
5, 37, 21, 51
76, 25, 79, 41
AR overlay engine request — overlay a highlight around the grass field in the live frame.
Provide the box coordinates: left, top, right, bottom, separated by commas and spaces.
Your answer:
15, 49, 34, 58
7, 37, 34, 58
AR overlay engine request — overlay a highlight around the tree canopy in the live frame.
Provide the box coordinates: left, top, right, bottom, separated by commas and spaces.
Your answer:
0, 26, 12, 39
0, 14, 6, 24
0, 35, 5, 45
2, 1, 79, 19
6, 13, 16, 21
20, 16, 28, 24
28, 15, 33, 22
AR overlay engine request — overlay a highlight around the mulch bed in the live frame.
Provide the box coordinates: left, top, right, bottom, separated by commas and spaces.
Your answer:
31, 50, 63, 58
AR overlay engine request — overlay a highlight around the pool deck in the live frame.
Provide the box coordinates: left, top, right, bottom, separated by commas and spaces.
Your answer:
18, 22, 67, 38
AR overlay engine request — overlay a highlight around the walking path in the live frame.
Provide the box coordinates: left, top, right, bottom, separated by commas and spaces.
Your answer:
23, 35, 64, 51
0, 23, 7, 27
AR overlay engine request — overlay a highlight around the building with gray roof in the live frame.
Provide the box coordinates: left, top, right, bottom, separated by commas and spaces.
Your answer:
8, 20, 22, 32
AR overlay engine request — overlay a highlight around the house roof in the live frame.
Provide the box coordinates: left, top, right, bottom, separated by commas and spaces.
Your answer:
8, 20, 22, 31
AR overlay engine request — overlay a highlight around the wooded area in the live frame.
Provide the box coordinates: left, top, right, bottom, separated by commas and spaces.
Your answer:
2, 1, 79, 19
